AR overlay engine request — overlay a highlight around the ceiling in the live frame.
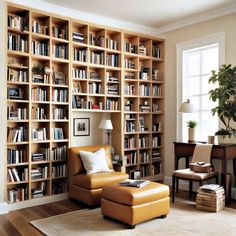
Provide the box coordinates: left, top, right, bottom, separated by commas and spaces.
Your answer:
43, 0, 236, 29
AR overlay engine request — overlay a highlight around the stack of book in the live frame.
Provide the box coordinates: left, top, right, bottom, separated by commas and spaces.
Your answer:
196, 184, 225, 212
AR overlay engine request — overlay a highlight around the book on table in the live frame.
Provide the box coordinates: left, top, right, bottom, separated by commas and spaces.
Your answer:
119, 180, 150, 188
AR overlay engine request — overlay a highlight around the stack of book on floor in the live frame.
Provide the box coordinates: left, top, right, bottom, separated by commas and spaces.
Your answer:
196, 184, 225, 212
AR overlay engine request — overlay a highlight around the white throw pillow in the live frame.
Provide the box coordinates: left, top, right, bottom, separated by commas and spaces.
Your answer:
79, 148, 112, 174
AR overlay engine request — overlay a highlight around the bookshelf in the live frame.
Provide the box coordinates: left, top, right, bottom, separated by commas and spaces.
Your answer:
6, 4, 69, 204
6, 3, 165, 205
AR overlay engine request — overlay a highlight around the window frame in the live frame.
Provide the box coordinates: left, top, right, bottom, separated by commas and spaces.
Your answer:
176, 32, 225, 141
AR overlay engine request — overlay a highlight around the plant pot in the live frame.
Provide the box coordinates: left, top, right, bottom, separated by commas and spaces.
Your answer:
217, 135, 233, 144
188, 128, 196, 142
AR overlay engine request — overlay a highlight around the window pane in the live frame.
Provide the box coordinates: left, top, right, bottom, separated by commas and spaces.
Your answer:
202, 46, 218, 74
187, 76, 200, 96
202, 75, 217, 94
201, 95, 216, 110
187, 53, 200, 76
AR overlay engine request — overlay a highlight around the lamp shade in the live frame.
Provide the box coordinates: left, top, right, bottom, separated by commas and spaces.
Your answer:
98, 119, 113, 130
179, 99, 195, 113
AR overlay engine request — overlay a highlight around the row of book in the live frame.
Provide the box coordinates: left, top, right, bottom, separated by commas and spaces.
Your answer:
125, 42, 138, 54
31, 106, 46, 120
152, 104, 160, 113
52, 181, 67, 194
72, 68, 87, 79
74, 48, 87, 62
7, 106, 27, 120
53, 127, 64, 140
124, 136, 136, 149
7, 181, 67, 202
139, 84, 150, 96
8, 187, 28, 203
125, 120, 135, 132
139, 136, 149, 148
106, 99, 119, 110
8, 13, 29, 31
152, 136, 161, 147
7, 148, 27, 164
124, 84, 135, 95
90, 51, 105, 65
88, 82, 102, 94
125, 151, 137, 165
32, 128, 47, 141
106, 54, 119, 67
8, 167, 28, 182
31, 41, 49, 56
52, 89, 68, 103
51, 164, 67, 178
153, 85, 161, 96
52, 107, 67, 120
52, 26, 67, 40
124, 58, 135, 69
51, 145, 67, 161
8, 33, 28, 52
7, 126, 27, 143
52, 45, 68, 59
8, 68, 28, 82
89, 33, 105, 47
32, 20, 48, 35
140, 152, 150, 163
31, 87, 47, 101
153, 122, 161, 132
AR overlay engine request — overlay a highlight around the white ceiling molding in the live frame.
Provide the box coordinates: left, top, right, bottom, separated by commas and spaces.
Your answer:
6, 0, 236, 37
156, 2, 236, 35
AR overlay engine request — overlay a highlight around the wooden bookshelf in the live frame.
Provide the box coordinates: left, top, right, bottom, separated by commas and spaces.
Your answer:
6, 3, 165, 205
6, 4, 69, 204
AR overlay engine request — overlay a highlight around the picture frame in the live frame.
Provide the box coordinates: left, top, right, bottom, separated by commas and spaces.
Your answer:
8, 87, 23, 99
73, 118, 90, 136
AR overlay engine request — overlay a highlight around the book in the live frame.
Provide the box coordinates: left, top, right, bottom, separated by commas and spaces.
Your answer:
119, 180, 150, 188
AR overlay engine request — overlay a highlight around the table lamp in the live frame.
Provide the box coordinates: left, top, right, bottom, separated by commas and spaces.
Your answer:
179, 99, 195, 113
98, 119, 113, 146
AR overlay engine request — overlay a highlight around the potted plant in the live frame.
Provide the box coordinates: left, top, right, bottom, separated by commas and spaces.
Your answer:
187, 120, 197, 142
209, 64, 236, 143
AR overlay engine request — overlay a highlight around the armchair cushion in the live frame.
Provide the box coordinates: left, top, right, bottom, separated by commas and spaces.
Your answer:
80, 148, 112, 174
73, 171, 128, 189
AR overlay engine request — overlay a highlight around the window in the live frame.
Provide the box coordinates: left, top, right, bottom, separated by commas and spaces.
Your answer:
177, 33, 225, 141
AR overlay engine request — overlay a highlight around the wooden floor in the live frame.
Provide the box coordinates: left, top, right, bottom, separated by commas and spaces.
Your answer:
1, 192, 236, 236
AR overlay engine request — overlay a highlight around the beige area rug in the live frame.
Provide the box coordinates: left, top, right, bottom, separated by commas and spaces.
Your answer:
31, 199, 236, 236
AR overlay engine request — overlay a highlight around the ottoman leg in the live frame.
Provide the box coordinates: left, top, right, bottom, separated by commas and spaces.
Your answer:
160, 214, 167, 219
128, 224, 135, 229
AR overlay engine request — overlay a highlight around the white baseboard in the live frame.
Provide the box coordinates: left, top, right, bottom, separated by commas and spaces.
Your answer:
8, 193, 68, 211
164, 176, 236, 200
0, 202, 9, 215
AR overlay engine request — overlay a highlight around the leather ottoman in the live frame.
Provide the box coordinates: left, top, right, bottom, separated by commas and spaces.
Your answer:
101, 181, 170, 228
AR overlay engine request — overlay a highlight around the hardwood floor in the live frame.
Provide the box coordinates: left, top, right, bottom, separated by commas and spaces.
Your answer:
1, 193, 236, 236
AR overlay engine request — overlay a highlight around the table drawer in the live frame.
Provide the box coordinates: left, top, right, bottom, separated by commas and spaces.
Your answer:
212, 148, 224, 158
175, 145, 195, 156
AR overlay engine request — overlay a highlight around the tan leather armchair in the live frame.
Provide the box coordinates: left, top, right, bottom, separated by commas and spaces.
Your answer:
67, 144, 128, 207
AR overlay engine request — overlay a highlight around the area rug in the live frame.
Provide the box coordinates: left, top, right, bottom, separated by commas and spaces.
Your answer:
31, 199, 236, 236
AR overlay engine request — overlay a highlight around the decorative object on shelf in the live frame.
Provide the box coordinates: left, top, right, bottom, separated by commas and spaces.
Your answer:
209, 64, 236, 143
98, 119, 113, 145
187, 120, 197, 142
73, 118, 90, 136
179, 99, 195, 113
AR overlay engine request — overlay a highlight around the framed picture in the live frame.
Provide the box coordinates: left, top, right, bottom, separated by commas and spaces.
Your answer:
8, 88, 23, 99
73, 118, 90, 136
